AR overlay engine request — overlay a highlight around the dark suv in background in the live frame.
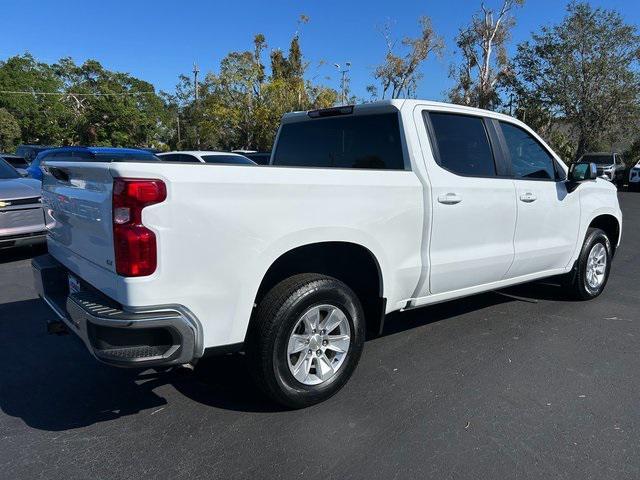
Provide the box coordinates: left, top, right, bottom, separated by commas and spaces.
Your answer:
15, 145, 54, 163
578, 152, 626, 188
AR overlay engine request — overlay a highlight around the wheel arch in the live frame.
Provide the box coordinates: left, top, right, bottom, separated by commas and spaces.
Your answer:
588, 214, 621, 253
251, 241, 386, 338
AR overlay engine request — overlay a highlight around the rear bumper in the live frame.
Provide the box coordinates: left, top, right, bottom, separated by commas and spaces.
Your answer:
0, 231, 46, 249
32, 254, 203, 367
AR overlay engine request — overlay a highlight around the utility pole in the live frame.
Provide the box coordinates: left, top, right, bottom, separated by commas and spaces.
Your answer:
193, 62, 200, 104
334, 62, 351, 105
193, 62, 200, 148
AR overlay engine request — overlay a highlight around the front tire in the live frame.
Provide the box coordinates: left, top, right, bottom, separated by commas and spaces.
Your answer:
566, 228, 612, 300
247, 274, 365, 408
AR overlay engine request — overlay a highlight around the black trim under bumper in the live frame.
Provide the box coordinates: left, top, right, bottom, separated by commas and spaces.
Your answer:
32, 254, 201, 367
0, 231, 46, 248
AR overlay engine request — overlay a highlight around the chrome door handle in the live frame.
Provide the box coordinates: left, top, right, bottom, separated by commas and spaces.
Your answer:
437, 193, 462, 205
519, 192, 537, 203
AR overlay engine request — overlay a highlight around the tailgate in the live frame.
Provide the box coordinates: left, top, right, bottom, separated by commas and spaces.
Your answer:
42, 162, 116, 272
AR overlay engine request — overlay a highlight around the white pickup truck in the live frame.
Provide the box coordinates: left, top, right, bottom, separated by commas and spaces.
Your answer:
33, 100, 622, 408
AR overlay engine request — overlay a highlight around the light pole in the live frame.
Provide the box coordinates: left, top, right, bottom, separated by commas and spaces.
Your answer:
334, 62, 351, 105
193, 62, 200, 104
193, 62, 200, 148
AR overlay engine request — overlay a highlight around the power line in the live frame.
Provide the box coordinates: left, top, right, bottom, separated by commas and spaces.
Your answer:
0, 90, 156, 97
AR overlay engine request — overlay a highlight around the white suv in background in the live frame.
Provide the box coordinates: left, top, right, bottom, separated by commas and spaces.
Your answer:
157, 151, 256, 165
578, 152, 626, 188
629, 160, 640, 191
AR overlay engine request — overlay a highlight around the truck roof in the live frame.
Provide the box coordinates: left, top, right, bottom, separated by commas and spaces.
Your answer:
160, 151, 247, 156
48, 146, 153, 155
282, 99, 521, 124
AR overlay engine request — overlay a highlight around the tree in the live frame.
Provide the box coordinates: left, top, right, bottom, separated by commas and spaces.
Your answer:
449, 0, 524, 109
513, 2, 640, 159
0, 54, 73, 144
0, 108, 21, 151
197, 31, 336, 152
54, 58, 169, 147
0, 54, 171, 148
162, 74, 199, 150
624, 138, 640, 167
372, 17, 444, 99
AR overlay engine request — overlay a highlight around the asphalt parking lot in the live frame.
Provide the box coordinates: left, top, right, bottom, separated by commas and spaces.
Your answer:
1, 192, 638, 480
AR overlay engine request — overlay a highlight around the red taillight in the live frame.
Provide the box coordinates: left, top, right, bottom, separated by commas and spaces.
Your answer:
112, 178, 166, 277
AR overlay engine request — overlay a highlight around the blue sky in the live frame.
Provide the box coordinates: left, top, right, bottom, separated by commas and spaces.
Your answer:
2, 0, 638, 101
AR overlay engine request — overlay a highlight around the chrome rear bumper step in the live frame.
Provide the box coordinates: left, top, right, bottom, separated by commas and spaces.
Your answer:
32, 254, 202, 367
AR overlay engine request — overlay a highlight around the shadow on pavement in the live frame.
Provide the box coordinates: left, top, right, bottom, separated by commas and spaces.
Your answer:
0, 296, 284, 431
379, 289, 514, 338
0, 299, 169, 430
0, 279, 568, 429
377, 278, 573, 340
501, 278, 579, 302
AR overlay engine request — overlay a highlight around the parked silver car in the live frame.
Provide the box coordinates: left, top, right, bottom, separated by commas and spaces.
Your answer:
578, 152, 626, 188
0, 158, 47, 248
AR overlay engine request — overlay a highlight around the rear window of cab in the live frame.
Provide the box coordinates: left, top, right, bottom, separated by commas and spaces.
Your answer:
273, 112, 405, 170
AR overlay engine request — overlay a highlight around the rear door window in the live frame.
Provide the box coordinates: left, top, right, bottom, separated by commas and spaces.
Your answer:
273, 112, 405, 170
426, 112, 497, 177
244, 153, 271, 165
500, 122, 557, 180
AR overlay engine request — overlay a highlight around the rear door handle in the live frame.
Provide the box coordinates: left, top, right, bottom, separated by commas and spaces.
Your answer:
519, 192, 537, 203
437, 193, 462, 205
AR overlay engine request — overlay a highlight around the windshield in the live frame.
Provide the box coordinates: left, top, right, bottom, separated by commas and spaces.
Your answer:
582, 155, 614, 165
201, 154, 256, 165
0, 159, 20, 179
3, 156, 29, 168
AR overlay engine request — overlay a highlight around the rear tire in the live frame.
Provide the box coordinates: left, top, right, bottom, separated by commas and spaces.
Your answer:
565, 228, 612, 300
246, 274, 365, 408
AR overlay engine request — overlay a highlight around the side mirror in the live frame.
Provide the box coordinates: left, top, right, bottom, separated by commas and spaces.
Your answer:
568, 162, 597, 182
